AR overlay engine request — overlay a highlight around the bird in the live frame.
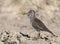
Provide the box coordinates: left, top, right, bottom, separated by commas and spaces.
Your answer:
27, 10, 57, 37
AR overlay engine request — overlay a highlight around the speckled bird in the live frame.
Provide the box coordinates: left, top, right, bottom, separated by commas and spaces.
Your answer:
27, 10, 57, 37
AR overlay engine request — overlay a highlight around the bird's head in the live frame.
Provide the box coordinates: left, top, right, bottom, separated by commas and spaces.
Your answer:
27, 10, 36, 19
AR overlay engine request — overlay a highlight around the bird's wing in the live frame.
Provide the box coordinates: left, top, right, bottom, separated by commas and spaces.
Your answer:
33, 18, 48, 31
31, 18, 44, 31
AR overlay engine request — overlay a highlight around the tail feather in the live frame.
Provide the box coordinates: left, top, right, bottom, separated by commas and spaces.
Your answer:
46, 30, 57, 37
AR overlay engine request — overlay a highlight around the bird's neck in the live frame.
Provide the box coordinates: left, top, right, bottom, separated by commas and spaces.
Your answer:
30, 17, 36, 24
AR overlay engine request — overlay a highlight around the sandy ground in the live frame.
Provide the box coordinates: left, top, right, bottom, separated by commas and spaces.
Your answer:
0, 0, 60, 44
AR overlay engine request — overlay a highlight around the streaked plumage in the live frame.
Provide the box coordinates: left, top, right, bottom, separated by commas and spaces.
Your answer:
27, 10, 57, 37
